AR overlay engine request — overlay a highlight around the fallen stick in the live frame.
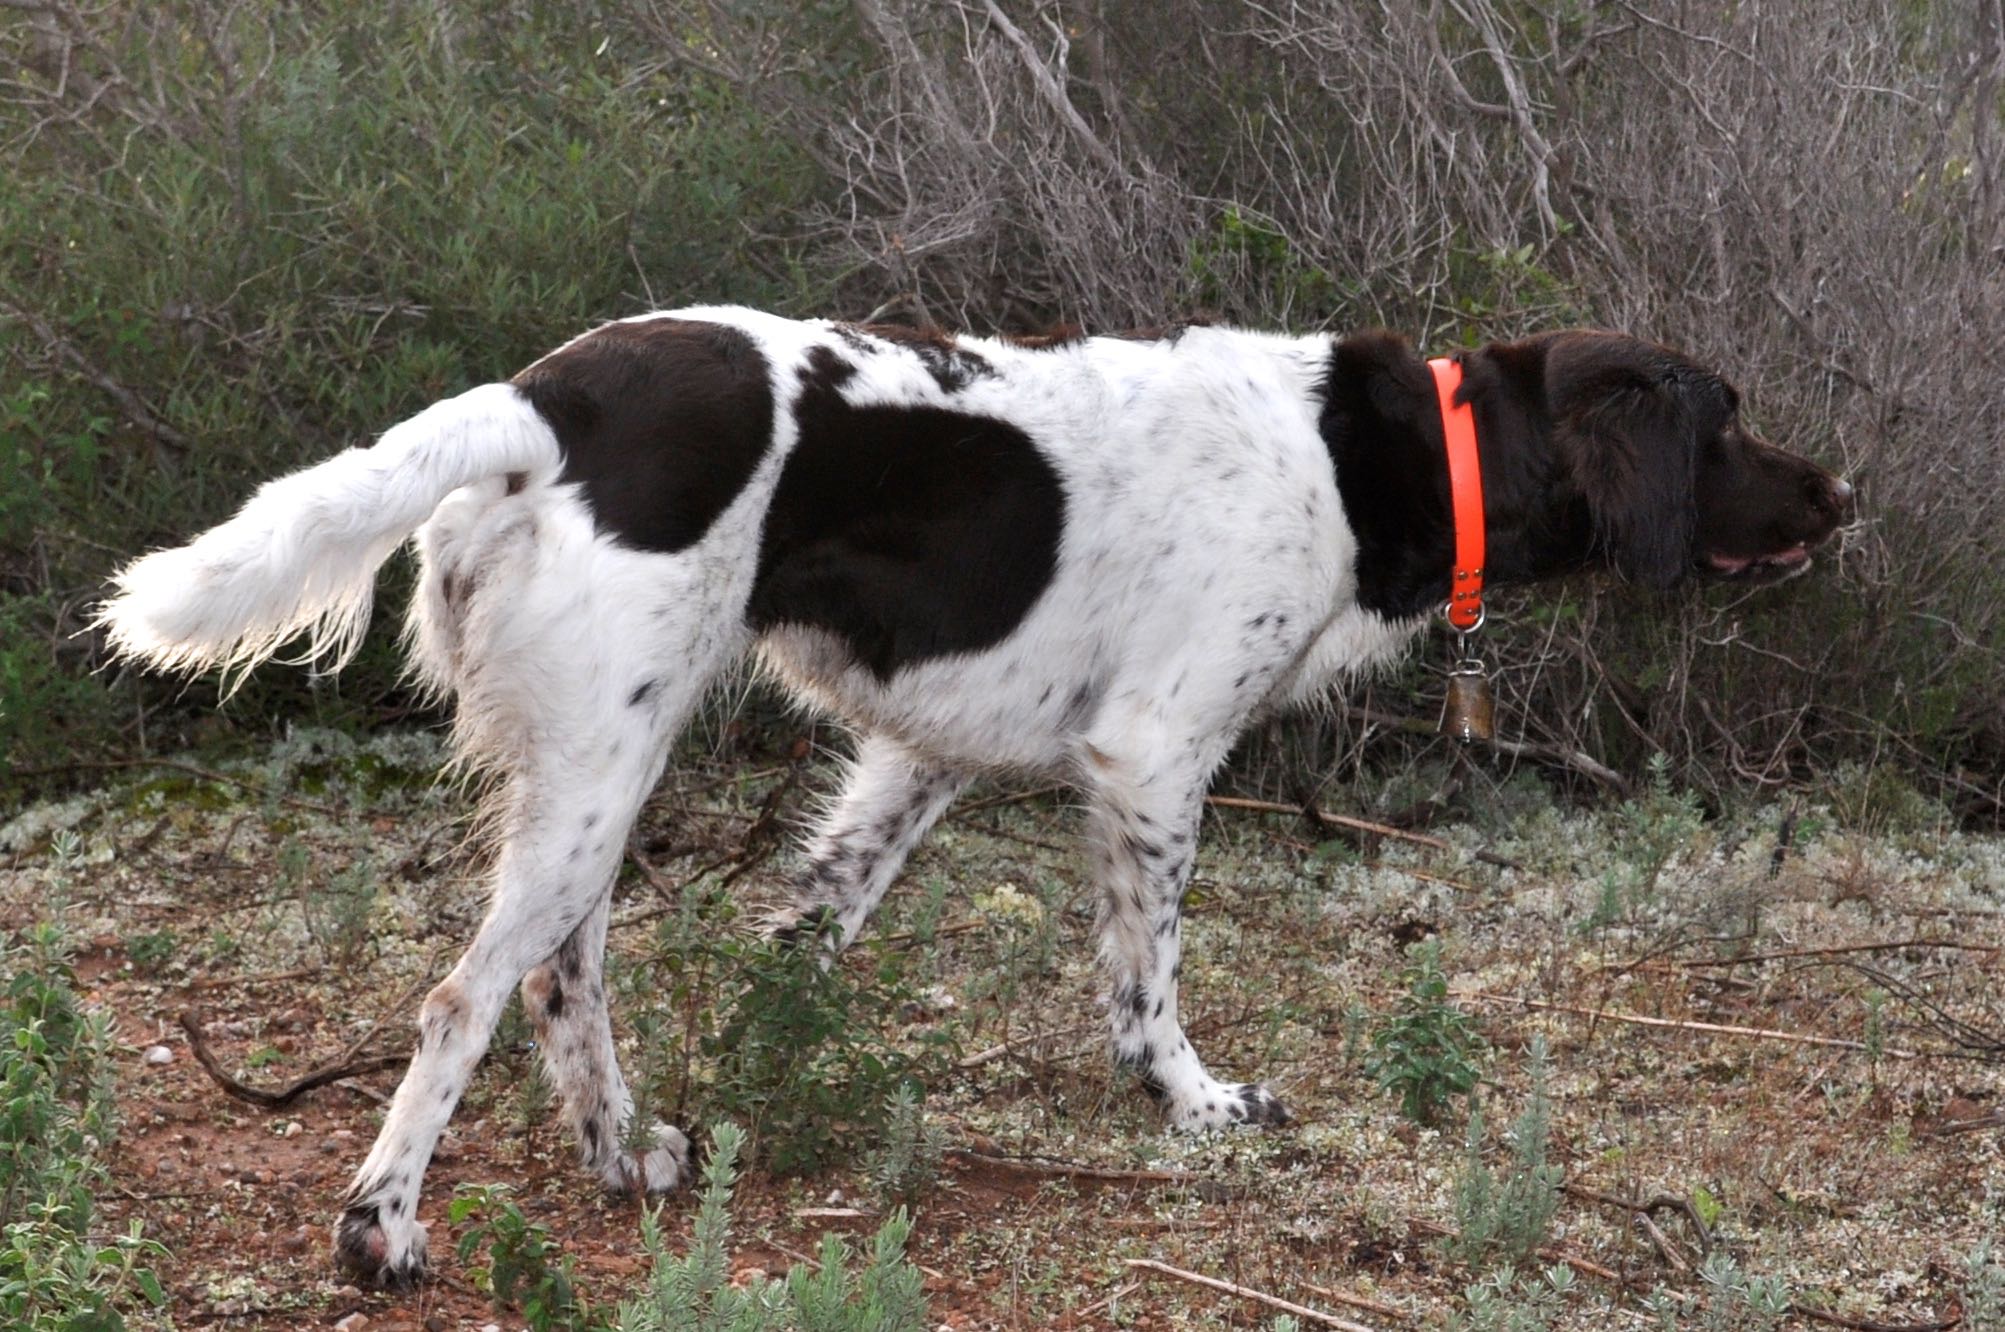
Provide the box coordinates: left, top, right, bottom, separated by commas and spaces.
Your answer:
1298, 1280, 1408, 1321
177, 1011, 406, 1110
954, 1021, 1098, 1070
1920, 1112, 2003, 1138
1463, 992, 1921, 1059
1785, 1303, 1962, 1332
1678, 938, 1998, 967
1207, 794, 1523, 870
1121, 1258, 1377, 1332
946, 1148, 1238, 1196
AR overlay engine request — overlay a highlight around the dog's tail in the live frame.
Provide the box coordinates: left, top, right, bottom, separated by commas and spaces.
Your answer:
97, 382, 559, 684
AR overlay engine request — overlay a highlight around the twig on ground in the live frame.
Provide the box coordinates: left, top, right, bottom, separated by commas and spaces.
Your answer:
1465, 991, 1922, 1058
954, 1021, 1099, 1069
1563, 1184, 1714, 1257
182, 965, 320, 992
1074, 1280, 1144, 1319
947, 1148, 1241, 1199
1785, 1303, 1963, 1332
177, 1010, 406, 1109
1920, 1112, 2004, 1138
875, 917, 988, 948
1298, 1280, 1409, 1321
1121, 1258, 1378, 1331
1678, 939, 1998, 968
1631, 1209, 1690, 1274
1204, 794, 1523, 870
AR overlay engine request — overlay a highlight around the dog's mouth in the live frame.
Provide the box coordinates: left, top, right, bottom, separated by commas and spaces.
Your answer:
1699, 544, 1813, 583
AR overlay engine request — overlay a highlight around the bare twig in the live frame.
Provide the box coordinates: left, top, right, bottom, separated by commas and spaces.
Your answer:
1678, 939, 1998, 968
1121, 1258, 1378, 1331
948, 1148, 1240, 1198
177, 1010, 405, 1109
1465, 992, 1923, 1059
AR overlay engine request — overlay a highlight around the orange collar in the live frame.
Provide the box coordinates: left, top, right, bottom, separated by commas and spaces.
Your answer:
1428, 357, 1486, 632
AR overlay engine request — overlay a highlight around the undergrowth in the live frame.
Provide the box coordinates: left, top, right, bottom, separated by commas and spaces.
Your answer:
1366, 939, 1487, 1125
1447, 1035, 1563, 1270
617, 1122, 930, 1332
624, 886, 952, 1176
1, 834, 168, 1330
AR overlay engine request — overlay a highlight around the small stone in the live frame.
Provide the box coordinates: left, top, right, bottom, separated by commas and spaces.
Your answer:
282, 1120, 304, 1137
143, 1045, 174, 1066
334, 1314, 370, 1332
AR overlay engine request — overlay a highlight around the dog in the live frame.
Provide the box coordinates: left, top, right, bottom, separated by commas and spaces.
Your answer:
98, 306, 1851, 1286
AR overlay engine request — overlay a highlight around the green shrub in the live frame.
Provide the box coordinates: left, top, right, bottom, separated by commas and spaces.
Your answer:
625, 889, 952, 1177
451, 1184, 598, 1332
1447, 1036, 1563, 1270
0, 0, 824, 770
1365, 940, 1487, 1125
617, 1122, 930, 1332
1, 902, 169, 1329
864, 1086, 948, 1206
1450, 1263, 1577, 1332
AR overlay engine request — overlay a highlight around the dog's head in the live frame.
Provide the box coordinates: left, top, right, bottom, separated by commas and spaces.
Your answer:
1530, 331, 1852, 588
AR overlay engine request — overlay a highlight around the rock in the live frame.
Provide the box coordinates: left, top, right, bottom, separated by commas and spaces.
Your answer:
334, 1314, 370, 1332
143, 1044, 174, 1066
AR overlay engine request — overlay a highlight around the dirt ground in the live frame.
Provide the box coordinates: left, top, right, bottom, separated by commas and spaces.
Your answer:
3, 729, 2001, 1330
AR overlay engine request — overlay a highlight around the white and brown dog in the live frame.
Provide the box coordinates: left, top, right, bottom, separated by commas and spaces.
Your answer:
98, 307, 1850, 1286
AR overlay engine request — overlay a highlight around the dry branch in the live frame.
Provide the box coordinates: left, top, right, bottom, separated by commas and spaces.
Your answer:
1465, 992, 1922, 1058
177, 1010, 405, 1110
1122, 1258, 1379, 1331
947, 1147, 1239, 1198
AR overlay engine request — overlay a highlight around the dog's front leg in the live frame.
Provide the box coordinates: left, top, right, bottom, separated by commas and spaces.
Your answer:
1086, 748, 1292, 1130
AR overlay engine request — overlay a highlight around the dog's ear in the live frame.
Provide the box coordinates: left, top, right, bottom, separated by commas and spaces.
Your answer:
1544, 338, 1700, 588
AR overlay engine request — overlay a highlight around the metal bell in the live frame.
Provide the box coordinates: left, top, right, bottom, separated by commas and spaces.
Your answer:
1442, 659, 1495, 744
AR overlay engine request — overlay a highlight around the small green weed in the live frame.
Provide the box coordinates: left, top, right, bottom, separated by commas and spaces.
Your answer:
1450, 1263, 1577, 1332
864, 1085, 948, 1206
1962, 1238, 2003, 1332
1584, 754, 1704, 930
617, 1122, 929, 1332
1365, 940, 1486, 1125
1447, 1036, 1563, 1270
629, 887, 951, 1177
451, 1184, 598, 1332
122, 929, 179, 975
2, 901, 170, 1329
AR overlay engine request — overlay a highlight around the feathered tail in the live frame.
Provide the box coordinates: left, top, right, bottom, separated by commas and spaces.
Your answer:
97, 382, 558, 684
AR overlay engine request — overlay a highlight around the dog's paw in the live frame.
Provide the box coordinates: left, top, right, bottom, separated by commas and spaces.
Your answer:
332, 1202, 428, 1290
1167, 1080, 1293, 1131
600, 1123, 691, 1197
766, 904, 840, 951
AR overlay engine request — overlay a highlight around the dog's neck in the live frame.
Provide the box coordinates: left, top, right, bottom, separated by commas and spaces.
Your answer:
1318, 333, 1592, 621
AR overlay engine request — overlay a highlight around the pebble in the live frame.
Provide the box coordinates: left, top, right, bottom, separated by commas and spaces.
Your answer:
143, 1044, 174, 1066
334, 1314, 370, 1332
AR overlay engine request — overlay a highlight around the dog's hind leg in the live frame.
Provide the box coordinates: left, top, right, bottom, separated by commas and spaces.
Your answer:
777, 733, 966, 953
333, 565, 745, 1288
521, 892, 687, 1195
1085, 731, 1292, 1131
